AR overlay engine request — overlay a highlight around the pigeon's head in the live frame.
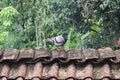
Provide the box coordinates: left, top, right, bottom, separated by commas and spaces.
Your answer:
62, 32, 68, 40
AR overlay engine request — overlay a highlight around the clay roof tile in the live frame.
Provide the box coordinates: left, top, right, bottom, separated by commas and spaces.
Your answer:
0, 47, 119, 80
1, 48, 19, 62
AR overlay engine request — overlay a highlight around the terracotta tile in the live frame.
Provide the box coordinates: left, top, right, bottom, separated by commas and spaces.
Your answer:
0, 48, 120, 80
59, 63, 93, 79
76, 64, 93, 79
0, 64, 3, 73
50, 49, 66, 62
94, 63, 111, 79
0, 64, 10, 77
58, 64, 70, 79
101, 64, 111, 78
47, 63, 59, 77
18, 48, 34, 60
42, 63, 59, 79
1, 48, 19, 61
26, 62, 42, 79
32, 62, 43, 78
25, 64, 34, 79
67, 78, 74, 80
111, 49, 120, 63
32, 77, 40, 80
102, 77, 110, 80
111, 63, 120, 79
16, 77, 24, 80
66, 64, 76, 78
82, 48, 99, 60
97, 47, 115, 61
84, 78, 92, 80
9, 63, 27, 79
34, 48, 51, 62
66, 49, 83, 62
49, 78, 57, 80
0, 77, 7, 80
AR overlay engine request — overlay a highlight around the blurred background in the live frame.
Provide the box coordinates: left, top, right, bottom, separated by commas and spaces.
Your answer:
0, 0, 120, 50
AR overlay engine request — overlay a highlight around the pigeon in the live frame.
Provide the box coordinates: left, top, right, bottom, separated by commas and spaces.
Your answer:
43, 32, 68, 50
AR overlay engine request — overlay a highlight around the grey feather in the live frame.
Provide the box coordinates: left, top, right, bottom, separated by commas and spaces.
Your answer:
44, 32, 68, 46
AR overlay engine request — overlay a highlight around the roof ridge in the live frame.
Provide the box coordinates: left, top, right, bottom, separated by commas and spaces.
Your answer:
0, 47, 120, 80
0, 47, 119, 63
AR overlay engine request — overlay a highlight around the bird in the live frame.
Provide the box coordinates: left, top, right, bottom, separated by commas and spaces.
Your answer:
43, 32, 68, 51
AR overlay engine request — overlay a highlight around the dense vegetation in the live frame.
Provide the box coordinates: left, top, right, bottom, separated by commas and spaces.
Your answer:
0, 0, 120, 50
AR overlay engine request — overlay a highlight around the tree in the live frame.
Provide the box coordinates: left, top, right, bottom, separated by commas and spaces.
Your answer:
0, 0, 119, 50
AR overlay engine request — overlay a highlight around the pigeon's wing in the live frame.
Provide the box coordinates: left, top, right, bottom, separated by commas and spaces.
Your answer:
44, 34, 67, 46
54, 35, 65, 46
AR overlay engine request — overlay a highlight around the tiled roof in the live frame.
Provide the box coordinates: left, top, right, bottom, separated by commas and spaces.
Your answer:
0, 47, 120, 80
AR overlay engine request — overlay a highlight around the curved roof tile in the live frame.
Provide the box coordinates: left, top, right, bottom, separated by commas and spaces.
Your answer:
0, 47, 120, 80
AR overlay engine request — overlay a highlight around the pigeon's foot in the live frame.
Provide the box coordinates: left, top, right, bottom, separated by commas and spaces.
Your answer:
56, 48, 62, 51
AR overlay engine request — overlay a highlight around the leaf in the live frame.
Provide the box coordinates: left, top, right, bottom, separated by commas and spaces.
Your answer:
90, 24, 101, 35
0, 6, 19, 27
81, 31, 90, 40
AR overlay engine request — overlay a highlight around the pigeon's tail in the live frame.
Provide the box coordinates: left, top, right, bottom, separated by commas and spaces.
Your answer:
43, 39, 47, 42
43, 38, 53, 44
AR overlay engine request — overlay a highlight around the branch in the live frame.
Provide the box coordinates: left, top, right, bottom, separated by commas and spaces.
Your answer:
32, 0, 36, 26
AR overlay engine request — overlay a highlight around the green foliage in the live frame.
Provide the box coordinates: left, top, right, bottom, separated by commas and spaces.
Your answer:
65, 28, 90, 50
0, 0, 119, 50
0, 6, 19, 26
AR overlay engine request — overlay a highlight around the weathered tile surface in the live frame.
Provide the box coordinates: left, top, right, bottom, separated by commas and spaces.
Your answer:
0, 47, 119, 80
1, 49, 19, 61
